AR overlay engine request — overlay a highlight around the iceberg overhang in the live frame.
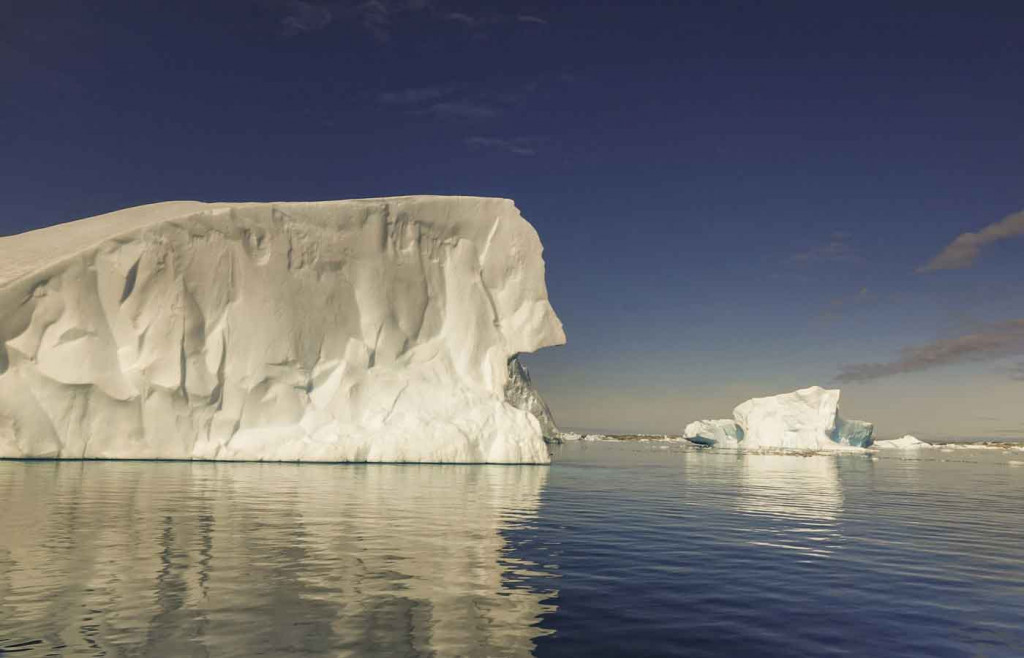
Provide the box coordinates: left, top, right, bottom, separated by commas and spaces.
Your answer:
504, 355, 562, 443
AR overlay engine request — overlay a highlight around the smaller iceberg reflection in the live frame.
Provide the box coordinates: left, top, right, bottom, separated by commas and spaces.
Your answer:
0, 461, 556, 656
736, 454, 845, 558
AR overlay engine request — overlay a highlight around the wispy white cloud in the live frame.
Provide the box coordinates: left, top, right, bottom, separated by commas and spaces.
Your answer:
836, 319, 1024, 382
372, 63, 568, 131
355, 0, 392, 40
465, 136, 537, 156
517, 14, 548, 25
376, 85, 453, 105
275, 1, 547, 40
444, 11, 477, 26
375, 83, 518, 119
817, 286, 875, 321
919, 210, 1024, 272
427, 101, 499, 119
276, 0, 436, 41
281, 0, 334, 36
790, 231, 863, 264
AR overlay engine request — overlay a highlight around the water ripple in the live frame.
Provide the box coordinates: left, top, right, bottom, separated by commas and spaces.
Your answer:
2, 443, 1023, 656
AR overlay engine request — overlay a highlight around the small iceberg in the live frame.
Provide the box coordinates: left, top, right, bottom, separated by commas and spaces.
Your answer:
682, 420, 742, 448
874, 435, 930, 449
683, 386, 874, 451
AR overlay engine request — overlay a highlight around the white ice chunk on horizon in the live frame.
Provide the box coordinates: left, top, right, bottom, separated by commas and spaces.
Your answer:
0, 196, 565, 463
684, 386, 875, 450
557, 432, 611, 442
874, 435, 930, 449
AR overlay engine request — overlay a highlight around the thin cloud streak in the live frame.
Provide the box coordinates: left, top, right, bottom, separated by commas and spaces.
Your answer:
444, 11, 477, 26
817, 286, 875, 322
276, 2, 548, 43
356, 0, 392, 40
375, 79, 546, 119
374, 85, 498, 118
376, 85, 452, 105
836, 319, 1024, 382
465, 136, 537, 156
427, 101, 499, 119
790, 231, 862, 264
277, 0, 437, 41
919, 210, 1024, 271
281, 0, 334, 36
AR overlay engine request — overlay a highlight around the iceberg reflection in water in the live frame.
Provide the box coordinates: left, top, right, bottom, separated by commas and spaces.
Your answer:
737, 454, 844, 558
0, 461, 556, 656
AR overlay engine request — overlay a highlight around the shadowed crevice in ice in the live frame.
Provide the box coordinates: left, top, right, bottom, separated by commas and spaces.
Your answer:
120, 258, 140, 304
504, 355, 561, 443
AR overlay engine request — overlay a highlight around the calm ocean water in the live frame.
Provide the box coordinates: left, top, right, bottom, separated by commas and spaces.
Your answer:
2, 441, 1023, 657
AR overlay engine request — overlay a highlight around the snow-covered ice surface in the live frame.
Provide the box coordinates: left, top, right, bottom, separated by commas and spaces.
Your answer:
875, 435, 930, 449
684, 386, 874, 451
0, 197, 565, 463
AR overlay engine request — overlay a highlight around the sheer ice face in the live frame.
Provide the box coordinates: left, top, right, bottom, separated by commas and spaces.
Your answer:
0, 197, 565, 463
684, 386, 874, 450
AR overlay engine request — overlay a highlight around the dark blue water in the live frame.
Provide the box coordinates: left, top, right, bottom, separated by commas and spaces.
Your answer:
530, 443, 1024, 657
2, 441, 1023, 656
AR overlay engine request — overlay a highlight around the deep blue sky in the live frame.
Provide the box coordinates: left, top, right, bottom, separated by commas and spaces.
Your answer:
3, 1, 1024, 437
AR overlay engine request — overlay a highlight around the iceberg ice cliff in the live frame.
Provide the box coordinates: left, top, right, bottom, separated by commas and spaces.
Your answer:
0, 197, 565, 463
684, 386, 874, 450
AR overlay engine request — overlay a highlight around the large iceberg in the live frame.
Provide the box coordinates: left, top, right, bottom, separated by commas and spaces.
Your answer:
684, 386, 874, 450
0, 197, 565, 463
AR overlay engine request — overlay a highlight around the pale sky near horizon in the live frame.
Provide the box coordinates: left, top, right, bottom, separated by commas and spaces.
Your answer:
3, 1, 1023, 439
